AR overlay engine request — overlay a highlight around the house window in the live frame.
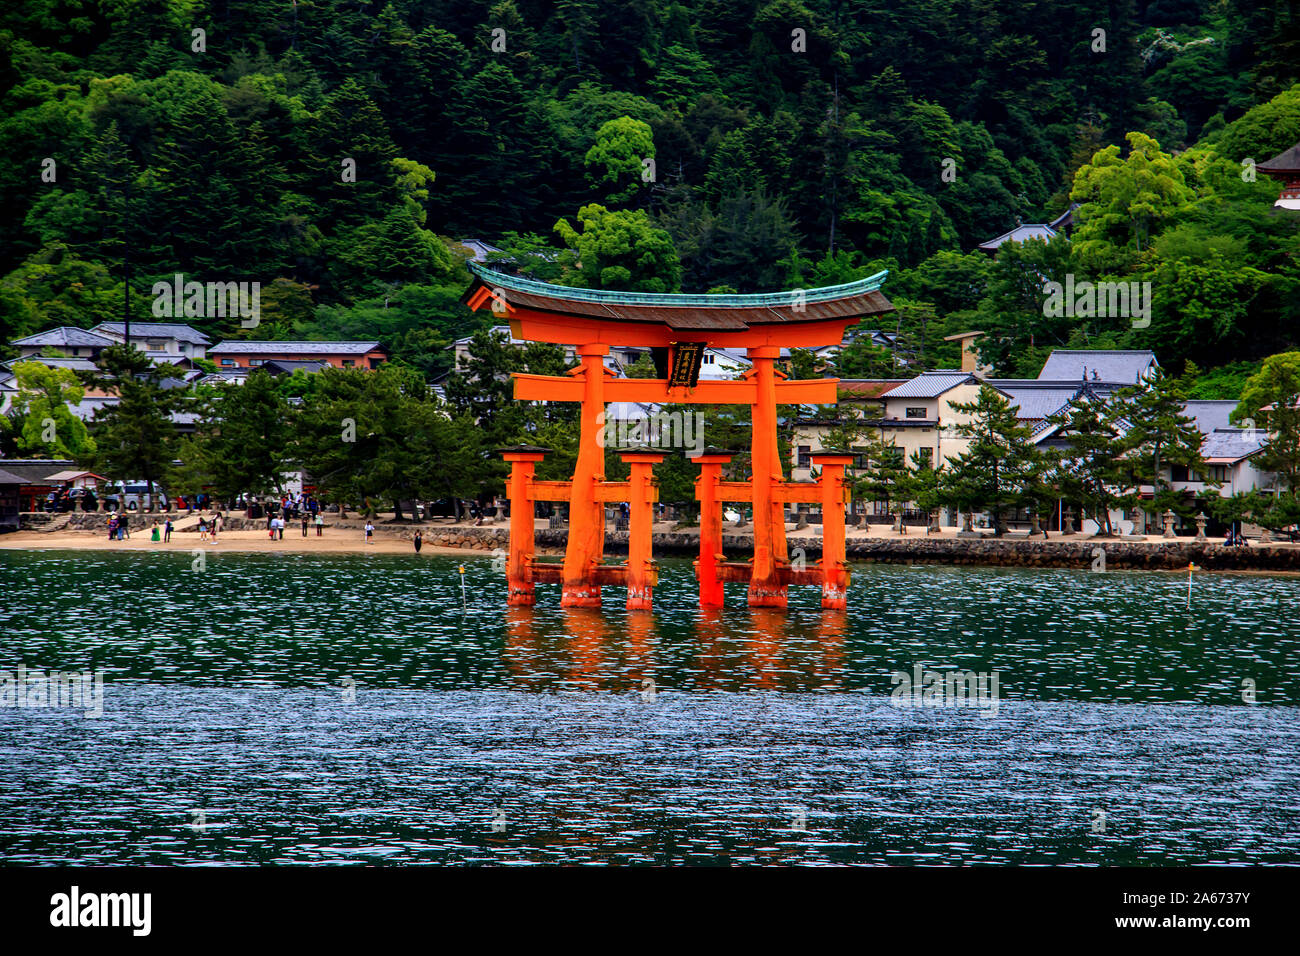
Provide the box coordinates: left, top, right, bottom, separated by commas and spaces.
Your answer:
1170, 464, 1190, 482
797, 445, 811, 469
1208, 465, 1229, 482
703, 354, 715, 365
342, 359, 355, 367
906, 406, 927, 419
369, 358, 381, 369
249, 358, 265, 366
917, 448, 933, 469
220, 358, 235, 366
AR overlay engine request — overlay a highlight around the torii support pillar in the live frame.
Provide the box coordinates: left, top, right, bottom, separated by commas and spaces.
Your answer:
693, 451, 732, 609
562, 344, 609, 608
747, 346, 788, 608
812, 454, 854, 610
501, 445, 550, 606
621, 451, 664, 610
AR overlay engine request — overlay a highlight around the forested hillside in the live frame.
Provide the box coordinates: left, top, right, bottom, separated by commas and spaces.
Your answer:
1, 0, 1297, 383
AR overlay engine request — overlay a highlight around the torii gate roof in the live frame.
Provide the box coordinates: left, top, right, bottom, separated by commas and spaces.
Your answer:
463, 263, 894, 347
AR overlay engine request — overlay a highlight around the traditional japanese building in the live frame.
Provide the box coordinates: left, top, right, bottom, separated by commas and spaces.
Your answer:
1258, 141, 1300, 210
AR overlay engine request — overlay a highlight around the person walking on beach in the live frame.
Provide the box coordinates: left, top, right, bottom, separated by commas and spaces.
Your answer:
107, 513, 116, 540
119, 512, 129, 540
301, 513, 309, 537
364, 520, 374, 544
210, 512, 220, 544
315, 512, 324, 536
164, 517, 173, 542
198, 515, 209, 542
277, 516, 285, 540
414, 530, 423, 553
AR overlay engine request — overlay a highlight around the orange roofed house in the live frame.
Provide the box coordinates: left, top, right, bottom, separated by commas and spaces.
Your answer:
207, 340, 388, 370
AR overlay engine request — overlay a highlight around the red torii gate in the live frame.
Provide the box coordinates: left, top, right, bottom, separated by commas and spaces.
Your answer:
463, 264, 893, 610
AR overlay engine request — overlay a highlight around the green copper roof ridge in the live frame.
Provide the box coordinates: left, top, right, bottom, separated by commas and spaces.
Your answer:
469, 262, 888, 306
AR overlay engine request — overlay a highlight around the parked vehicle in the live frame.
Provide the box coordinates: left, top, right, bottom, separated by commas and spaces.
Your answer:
42, 488, 98, 512
102, 482, 169, 511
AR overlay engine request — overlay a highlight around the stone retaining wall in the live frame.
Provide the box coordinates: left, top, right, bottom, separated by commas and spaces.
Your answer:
18, 512, 1298, 571
364, 524, 1300, 572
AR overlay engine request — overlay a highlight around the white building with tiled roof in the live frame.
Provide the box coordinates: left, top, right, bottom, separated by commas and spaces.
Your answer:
1168, 400, 1272, 497
11, 327, 115, 359
91, 322, 211, 359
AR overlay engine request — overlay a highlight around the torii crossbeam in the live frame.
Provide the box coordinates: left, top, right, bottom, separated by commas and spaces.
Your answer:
463, 264, 894, 610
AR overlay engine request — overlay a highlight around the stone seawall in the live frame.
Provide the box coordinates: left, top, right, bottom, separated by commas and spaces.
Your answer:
380, 524, 1300, 572
18, 513, 1299, 571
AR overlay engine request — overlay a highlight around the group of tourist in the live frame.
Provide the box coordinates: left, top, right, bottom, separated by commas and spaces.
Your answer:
105, 511, 130, 540
197, 512, 222, 542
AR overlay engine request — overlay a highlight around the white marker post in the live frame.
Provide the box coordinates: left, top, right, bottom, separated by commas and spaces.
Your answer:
458, 564, 467, 612
1187, 562, 1195, 610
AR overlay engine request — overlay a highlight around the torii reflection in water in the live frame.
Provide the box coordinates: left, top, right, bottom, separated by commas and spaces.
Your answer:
503, 605, 846, 693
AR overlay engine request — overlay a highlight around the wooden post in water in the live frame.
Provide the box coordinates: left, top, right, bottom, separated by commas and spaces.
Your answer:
622, 451, 664, 610
693, 451, 732, 609
501, 446, 549, 606
813, 454, 854, 610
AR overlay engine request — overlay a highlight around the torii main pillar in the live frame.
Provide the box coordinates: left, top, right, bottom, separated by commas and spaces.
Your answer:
562, 343, 608, 607
748, 346, 788, 607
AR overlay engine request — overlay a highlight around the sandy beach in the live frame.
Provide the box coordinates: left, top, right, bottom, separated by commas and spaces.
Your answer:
0, 525, 477, 556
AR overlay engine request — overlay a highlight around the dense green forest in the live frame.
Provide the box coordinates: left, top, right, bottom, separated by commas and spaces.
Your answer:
1, 0, 1297, 385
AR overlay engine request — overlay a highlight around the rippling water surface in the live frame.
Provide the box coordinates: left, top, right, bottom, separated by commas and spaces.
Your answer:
1, 549, 1298, 864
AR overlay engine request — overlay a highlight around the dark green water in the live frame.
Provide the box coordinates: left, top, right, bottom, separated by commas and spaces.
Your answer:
1, 549, 1297, 864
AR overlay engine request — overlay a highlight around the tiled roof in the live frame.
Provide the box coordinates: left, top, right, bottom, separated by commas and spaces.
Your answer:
1, 356, 98, 372
1259, 142, 1300, 175
70, 397, 120, 421
993, 383, 1084, 421
884, 370, 977, 399
1037, 350, 1158, 384
978, 224, 1058, 251
209, 340, 384, 355
92, 322, 211, 344
12, 327, 115, 348
1049, 204, 1079, 230
0, 459, 77, 483
1181, 400, 1238, 435
262, 360, 331, 374
1202, 429, 1266, 463
458, 239, 505, 263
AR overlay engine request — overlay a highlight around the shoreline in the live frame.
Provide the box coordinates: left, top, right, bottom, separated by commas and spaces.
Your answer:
4, 521, 1300, 573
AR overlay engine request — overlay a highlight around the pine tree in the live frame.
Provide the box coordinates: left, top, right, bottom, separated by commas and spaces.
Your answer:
942, 384, 1043, 534
1112, 367, 1205, 517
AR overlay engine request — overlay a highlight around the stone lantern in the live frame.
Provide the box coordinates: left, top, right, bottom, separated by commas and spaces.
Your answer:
1162, 509, 1177, 538
1194, 511, 1208, 542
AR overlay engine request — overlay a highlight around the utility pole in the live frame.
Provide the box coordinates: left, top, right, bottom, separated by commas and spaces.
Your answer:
123, 179, 131, 351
